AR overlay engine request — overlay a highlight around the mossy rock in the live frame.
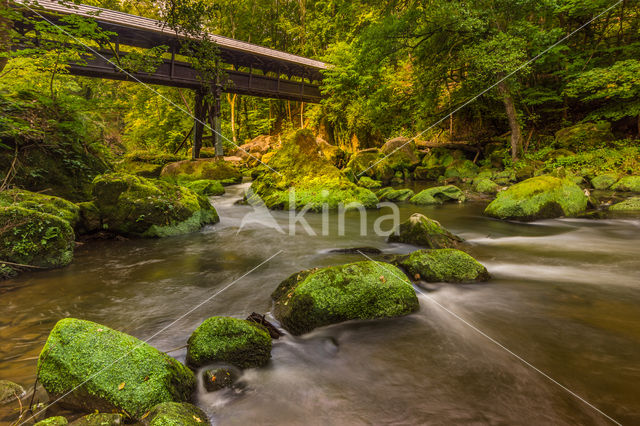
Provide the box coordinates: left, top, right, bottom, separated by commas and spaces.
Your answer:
186, 317, 272, 368
555, 121, 614, 151
35, 417, 69, 426
388, 213, 463, 249
37, 318, 196, 419
160, 159, 242, 184
609, 197, 640, 212
0, 206, 74, 268
181, 180, 225, 196
473, 178, 499, 194
0, 188, 79, 228
484, 175, 587, 221
376, 188, 414, 202
591, 174, 618, 190
76, 201, 102, 235
413, 166, 444, 181
69, 413, 123, 426
493, 170, 517, 185
395, 249, 490, 283
202, 368, 235, 392
611, 176, 640, 193
345, 150, 382, 178
410, 185, 465, 205
146, 402, 210, 426
250, 130, 378, 211
272, 261, 419, 335
444, 159, 479, 180
92, 173, 219, 238
118, 161, 164, 179
358, 177, 382, 189
379, 137, 420, 171
123, 152, 187, 165
0, 379, 25, 403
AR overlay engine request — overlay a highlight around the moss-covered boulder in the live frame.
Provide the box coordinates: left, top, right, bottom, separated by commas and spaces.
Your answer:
37, 318, 196, 419
160, 159, 242, 184
202, 368, 235, 392
272, 261, 419, 335
181, 180, 225, 196
0, 189, 79, 228
70, 413, 123, 426
358, 177, 382, 189
413, 166, 443, 181
379, 138, 420, 170
118, 152, 186, 179
92, 173, 219, 238
473, 178, 499, 194
555, 121, 614, 151
611, 176, 640, 193
484, 175, 588, 221
345, 149, 382, 179
35, 417, 69, 426
0, 379, 25, 403
186, 317, 272, 368
396, 249, 490, 283
609, 197, 640, 212
0, 207, 74, 268
76, 201, 102, 235
377, 188, 415, 202
410, 185, 466, 205
250, 130, 378, 211
443, 159, 479, 180
146, 402, 210, 426
388, 213, 463, 249
590, 174, 618, 190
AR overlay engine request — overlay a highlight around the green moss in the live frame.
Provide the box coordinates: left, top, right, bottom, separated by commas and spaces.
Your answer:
70, 413, 124, 425
378, 138, 420, 171
388, 213, 463, 249
396, 249, 490, 283
160, 159, 242, 184
473, 178, 499, 194
376, 187, 414, 202
410, 185, 466, 205
609, 197, 640, 212
117, 161, 164, 179
0, 206, 74, 268
250, 130, 379, 211
123, 151, 186, 165
0, 379, 24, 403
37, 318, 196, 420
92, 173, 219, 238
413, 166, 444, 181
345, 151, 382, 178
34, 416, 68, 426
0, 189, 80, 227
186, 317, 272, 368
444, 159, 479, 180
611, 176, 640, 192
591, 174, 618, 190
358, 177, 382, 189
76, 201, 101, 235
484, 175, 588, 221
555, 122, 614, 151
181, 180, 225, 196
147, 402, 210, 426
272, 261, 419, 336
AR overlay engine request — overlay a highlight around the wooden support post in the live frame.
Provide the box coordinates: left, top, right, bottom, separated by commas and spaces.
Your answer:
192, 89, 205, 159
212, 84, 223, 157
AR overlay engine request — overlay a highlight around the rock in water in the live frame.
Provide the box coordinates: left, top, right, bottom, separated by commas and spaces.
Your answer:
271, 261, 419, 335
611, 176, 640, 193
37, 318, 196, 419
69, 413, 123, 425
146, 402, 210, 426
34, 417, 68, 426
484, 175, 587, 221
160, 159, 242, 184
609, 197, 640, 212
202, 368, 236, 392
473, 178, 500, 194
0, 379, 25, 403
377, 187, 415, 202
0, 207, 75, 269
91, 173, 219, 237
249, 130, 378, 211
388, 213, 463, 249
395, 249, 490, 283
186, 317, 272, 368
410, 185, 466, 205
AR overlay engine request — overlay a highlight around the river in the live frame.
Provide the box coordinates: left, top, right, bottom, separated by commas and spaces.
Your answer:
1, 183, 639, 425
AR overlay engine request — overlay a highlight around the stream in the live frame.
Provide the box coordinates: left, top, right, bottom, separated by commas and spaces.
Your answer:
1, 183, 639, 425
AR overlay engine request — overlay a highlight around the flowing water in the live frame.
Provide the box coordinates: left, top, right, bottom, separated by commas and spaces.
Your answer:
1, 183, 639, 425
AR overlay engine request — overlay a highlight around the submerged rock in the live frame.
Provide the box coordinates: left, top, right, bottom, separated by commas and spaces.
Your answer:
202, 368, 236, 392
396, 249, 490, 283
591, 174, 618, 190
377, 187, 415, 202
611, 176, 640, 193
484, 175, 587, 221
70, 413, 123, 426
181, 180, 225, 196
35, 417, 68, 426
410, 185, 465, 205
160, 159, 242, 184
146, 402, 210, 426
388, 213, 463, 249
186, 317, 272, 368
609, 197, 640, 212
272, 261, 419, 335
92, 173, 219, 237
0, 379, 25, 404
37, 318, 196, 419
0, 206, 75, 269
0, 188, 80, 228
250, 130, 378, 210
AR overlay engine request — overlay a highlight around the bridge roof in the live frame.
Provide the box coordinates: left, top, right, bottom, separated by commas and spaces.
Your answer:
17, 0, 327, 80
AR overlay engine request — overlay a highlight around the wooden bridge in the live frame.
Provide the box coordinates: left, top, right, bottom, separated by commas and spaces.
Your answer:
12, 0, 327, 157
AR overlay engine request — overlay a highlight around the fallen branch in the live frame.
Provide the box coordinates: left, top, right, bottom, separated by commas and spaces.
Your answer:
0, 260, 46, 269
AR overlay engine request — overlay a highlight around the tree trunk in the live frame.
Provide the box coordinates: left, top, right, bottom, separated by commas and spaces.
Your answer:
0, 0, 12, 74
497, 80, 521, 161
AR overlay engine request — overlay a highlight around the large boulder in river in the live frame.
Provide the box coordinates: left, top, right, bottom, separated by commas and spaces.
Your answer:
0, 189, 80, 228
0, 206, 75, 270
396, 249, 490, 283
484, 175, 587, 221
272, 261, 419, 335
611, 176, 640, 192
92, 173, 219, 237
388, 213, 463, 249
186, 317, 272, 368
410, 185, 465, 205
250, 130, 378, 211
37, 318, 196, 419
160, 159, 242, 184
146, 402, 210, 426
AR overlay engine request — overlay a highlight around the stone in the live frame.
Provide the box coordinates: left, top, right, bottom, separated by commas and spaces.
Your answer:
591, 174, 618, 190
69, 413, 123, 426
395, 249, 490, 283
410, 185, 465, 205
377, 188, 415, 202
160, 159, 242, 184
182, 180, 225, 196
202, 368, 235, 392
0, 188, 80, 228
388, 213, 463, 249
473, 178, 499, 194
0, 380, 25, 404
609, 197, 640, 212
146, 402, 210, 426
555, 121, 614, 151
358, 177, 382, 189
611, 176, 640, 193
34, 417, 68, 426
